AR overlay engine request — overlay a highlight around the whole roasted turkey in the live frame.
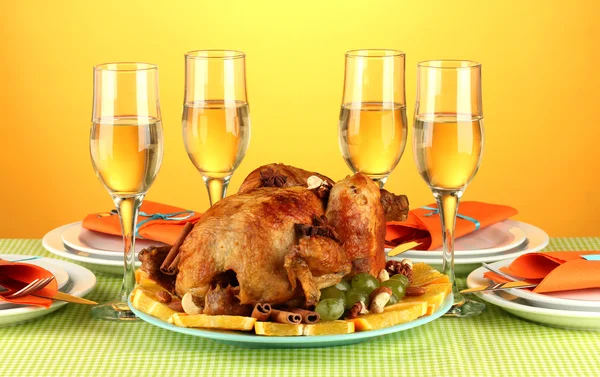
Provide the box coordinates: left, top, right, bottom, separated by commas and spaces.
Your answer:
139, 163, 409, 315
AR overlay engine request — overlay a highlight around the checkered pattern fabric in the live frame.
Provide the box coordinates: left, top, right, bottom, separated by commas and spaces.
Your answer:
1, 238, 599, 377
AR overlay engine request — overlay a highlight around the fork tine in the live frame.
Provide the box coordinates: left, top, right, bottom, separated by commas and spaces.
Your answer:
6, 278, 41, 298
6, 277, 55, 299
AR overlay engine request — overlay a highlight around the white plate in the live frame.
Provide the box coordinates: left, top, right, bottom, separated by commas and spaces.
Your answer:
62, 222, 166, 256
388, 221, 549, 266
0, 254, 70, 293
0, 256, 96, 327
482, 259, 600, 312
399, 220, 527, 258
466, 264, 600, 331
43, 223, 141, 275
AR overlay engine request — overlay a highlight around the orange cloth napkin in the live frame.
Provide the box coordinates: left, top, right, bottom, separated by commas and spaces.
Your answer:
386, 201, 518, 250
484, 252, 600, 293
0, 260, 59, 308
82, 201, 202, 245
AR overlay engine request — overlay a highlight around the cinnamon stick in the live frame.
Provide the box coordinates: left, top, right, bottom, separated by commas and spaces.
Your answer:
251, 303, 272, 321
160, 222, 194, 275
289, 308, 320, 324
270, 309, 302, 324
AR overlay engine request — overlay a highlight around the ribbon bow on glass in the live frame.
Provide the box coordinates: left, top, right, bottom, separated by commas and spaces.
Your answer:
421, 206, 481, 230
135, 210, 196, 238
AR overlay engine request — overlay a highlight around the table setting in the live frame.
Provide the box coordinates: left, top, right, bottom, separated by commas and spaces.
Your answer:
2, 47, 599, 377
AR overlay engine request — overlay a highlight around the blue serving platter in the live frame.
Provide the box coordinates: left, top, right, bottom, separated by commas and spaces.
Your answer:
129, 294, 452, 349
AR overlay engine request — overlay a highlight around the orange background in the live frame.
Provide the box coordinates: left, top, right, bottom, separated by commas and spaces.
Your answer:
0, 0, 598, 238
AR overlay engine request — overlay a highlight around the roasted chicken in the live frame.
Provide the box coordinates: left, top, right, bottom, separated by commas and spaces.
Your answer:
139, 164, 409, 315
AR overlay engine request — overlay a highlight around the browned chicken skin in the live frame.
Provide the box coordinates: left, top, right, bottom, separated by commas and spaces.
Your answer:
284, 236, 351, 306
238, 163, 335, 193
176, 186, 330, 305
326, 174, 387, 277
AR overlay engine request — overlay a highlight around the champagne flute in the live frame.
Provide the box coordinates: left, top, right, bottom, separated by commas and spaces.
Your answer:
90, 62, 164, 320
182, 50, 251, 206
338, 49, 407, 187
413, 60, 485, 317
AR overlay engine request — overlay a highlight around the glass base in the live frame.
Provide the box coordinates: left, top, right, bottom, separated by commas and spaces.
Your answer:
444, 293, 485, 317
91, 300, 137, 321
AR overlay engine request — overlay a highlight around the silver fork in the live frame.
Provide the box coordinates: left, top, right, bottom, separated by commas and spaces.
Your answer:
4, 277, 55, 299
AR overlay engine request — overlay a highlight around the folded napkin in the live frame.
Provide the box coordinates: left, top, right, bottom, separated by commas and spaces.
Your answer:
386, 201, 518, 250
82, 201, 202, 245
0, 260, 58, 308
484, 252, 600, 293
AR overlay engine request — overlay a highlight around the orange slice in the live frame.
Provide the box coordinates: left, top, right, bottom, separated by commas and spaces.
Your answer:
388, 283, 451, 315
303, 321, 355, 336
255, 322, 304, 336
412, 263, 450, 286
170, 313, 256, 331
135, 270, 169, 293
350, 301, 427, 331
130, 287, 178, 321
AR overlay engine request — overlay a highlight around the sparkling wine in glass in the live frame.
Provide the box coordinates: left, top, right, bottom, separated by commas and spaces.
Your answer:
90, 62, 164, 320
339, 49, 407, 187
413, 60, 485, 317
182, 50, 251, 206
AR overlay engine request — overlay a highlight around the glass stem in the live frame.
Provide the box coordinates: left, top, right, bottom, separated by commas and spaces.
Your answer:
433, 189, 464, 307
203, 175, 231, 206
113, 195, 143, 309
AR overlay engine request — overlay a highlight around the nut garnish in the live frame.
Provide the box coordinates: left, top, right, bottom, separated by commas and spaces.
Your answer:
385, 260, 413, 283
167, 300, 184, 312
377, 269, 390, 283
306, 175, 324, 190
346, 301, 369, 319
401, 259, 413, 269
368, 286, 392, 313
306, 175, 332, 200
182, 292, 203, 315
155, 291, 172, 304
405, 286, 426, 296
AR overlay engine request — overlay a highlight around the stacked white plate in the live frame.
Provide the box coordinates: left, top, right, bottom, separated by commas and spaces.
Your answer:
0, 254, 96, 326
467, 259, 600, 331
386, 220, 550, 275
42, 222, 167, 275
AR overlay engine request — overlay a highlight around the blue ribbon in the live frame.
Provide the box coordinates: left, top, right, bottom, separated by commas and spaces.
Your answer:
135, 210, 195, 238
421, 206, 480, 230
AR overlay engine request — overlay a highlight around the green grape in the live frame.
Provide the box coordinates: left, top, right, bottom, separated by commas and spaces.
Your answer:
334, 280, 351, 292
315, 298, 345, 321
351, 273, 380, 295
390, 273, 409, 287
320, 286, 346, 301
382, 280, 406, 300
345, 288, 368, 308
386, 294, 399, 306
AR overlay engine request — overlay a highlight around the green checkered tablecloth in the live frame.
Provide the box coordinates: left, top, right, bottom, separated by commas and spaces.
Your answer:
1, 238, 599, 377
